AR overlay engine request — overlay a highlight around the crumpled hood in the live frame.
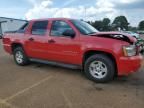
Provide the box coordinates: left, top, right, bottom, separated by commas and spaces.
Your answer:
91, 31, 136, 44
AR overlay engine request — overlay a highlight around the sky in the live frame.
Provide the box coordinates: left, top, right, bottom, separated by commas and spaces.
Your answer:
0, 0, 144, 27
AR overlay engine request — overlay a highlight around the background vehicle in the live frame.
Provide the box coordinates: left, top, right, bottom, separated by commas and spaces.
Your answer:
122, 31, 140, 39
2, 18, 142, 83
137, 31, 144, 36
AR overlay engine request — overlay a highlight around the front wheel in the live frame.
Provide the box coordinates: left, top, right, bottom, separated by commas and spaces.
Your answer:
84, 54, 115, 83
13, 47, 29, 66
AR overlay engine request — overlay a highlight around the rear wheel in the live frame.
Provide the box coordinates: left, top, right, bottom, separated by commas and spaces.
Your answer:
13, 47, 29, 66
84, 54, 115, 83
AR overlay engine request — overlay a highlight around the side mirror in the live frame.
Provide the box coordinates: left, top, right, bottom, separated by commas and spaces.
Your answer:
62, 29, 75, 38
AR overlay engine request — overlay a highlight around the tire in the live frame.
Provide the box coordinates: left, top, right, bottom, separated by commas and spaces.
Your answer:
84, 54, 115, 83
13, 47, 29, 66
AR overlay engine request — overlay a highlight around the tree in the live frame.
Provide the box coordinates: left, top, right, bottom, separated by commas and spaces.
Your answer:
112, 16, 129, 31
92, 21, 103, 31
128, 26, 137, 32
102, 18, 111, 31
138, 20, 144, 30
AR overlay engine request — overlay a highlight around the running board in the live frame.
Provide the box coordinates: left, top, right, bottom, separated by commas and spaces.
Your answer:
30, 58, 81, 69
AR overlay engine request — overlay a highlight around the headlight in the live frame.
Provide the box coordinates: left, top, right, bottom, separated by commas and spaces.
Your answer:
123, 45, 137, 56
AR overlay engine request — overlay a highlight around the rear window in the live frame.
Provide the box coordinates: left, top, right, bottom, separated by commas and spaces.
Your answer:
31, 21, 48, 35
20, 23, 28, 30
17, 22, 29, 33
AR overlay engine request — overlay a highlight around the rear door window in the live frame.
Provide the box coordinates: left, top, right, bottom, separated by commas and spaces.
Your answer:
31, 21, 48, 36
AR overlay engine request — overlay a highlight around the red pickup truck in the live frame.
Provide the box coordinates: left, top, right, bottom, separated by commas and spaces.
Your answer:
1, 18, 143, 83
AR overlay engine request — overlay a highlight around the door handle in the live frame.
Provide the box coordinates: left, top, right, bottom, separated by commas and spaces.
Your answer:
29, 37, 34, 41
48, 39, 55, 43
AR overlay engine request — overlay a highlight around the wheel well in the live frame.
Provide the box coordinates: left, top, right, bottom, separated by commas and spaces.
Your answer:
11, 43, 23, 53
83, 50, 117, 76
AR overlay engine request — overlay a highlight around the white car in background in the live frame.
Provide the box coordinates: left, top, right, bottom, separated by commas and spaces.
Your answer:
122, 31, 140, 39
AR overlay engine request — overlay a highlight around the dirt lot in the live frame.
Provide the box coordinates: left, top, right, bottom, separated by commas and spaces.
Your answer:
0, 40, 144, 108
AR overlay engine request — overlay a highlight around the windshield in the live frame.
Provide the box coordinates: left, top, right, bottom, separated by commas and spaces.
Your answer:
71, 20, 98, 35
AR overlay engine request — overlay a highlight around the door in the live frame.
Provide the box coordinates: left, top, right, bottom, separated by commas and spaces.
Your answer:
46, 20, 81, 65
25, 20, 50, 59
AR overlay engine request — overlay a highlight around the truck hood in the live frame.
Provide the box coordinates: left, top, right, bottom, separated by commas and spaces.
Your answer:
91, 32, 136, 44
